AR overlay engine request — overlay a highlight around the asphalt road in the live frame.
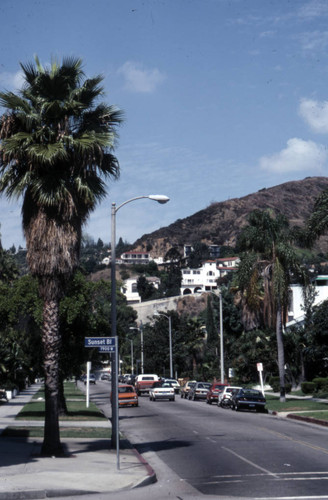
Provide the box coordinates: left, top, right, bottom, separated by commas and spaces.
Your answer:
89, 381, 328, 499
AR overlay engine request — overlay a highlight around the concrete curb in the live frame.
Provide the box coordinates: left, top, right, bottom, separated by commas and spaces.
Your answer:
286, 414, 328, 427
269, 409, 328, 427
131, 446, 157, 488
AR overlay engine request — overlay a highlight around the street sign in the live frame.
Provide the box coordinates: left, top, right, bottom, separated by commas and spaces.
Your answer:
98, 345, 115, 352
84, 337, 116, 351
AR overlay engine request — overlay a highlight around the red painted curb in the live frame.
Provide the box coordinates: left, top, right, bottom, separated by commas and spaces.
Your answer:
287, 414, 328, 427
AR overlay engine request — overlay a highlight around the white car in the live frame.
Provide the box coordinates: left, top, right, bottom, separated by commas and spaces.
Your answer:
164, 378, 180, 393
218, 386, 242, 406
149, 381, 175, 401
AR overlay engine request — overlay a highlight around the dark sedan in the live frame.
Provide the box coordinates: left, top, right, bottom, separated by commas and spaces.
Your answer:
230, 388, 266, 412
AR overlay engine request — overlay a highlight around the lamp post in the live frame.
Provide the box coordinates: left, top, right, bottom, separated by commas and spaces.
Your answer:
111, 194, 169, 455
154, 312, 173, 378
208, 291, 224, 384
129, 324, 144, 374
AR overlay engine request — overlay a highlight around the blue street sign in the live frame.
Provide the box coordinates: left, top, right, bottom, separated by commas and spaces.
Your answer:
98, 345, 115, 352
84, 337, 116, 349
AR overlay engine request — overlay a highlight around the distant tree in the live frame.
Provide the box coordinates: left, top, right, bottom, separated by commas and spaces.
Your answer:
187, 242, 210, 268
96, 238, 104, 249
116, 237, 130, 257
136, 275, 157, 301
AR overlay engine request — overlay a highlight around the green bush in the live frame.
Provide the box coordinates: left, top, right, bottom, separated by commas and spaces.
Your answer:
301, 381, 315, 394
312, 377, 328, 393
269, 376, 291, 393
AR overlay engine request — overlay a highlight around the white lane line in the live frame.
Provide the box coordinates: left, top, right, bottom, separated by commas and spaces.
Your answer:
221, 446, 279, 479
255, 497, 328, 499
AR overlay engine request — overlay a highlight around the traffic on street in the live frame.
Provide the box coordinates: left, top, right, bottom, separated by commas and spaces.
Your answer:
88, 378, 328, 499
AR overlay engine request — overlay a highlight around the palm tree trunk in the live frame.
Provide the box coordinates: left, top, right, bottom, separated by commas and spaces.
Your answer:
41, 297, 63, 456
276, 303, 286, 403
58, 374, 68, 416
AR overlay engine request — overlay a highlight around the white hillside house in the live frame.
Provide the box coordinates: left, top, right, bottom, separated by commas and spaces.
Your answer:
181, 261, 220, 295
287, 275, 328, 327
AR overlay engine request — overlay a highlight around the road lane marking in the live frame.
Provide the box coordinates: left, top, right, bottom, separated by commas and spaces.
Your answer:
255, 497, 328, 499
258, 426, 328, 456
222, 446, 279, 478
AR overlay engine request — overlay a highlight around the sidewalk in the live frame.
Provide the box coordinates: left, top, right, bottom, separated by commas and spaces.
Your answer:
0, 384, 156, 499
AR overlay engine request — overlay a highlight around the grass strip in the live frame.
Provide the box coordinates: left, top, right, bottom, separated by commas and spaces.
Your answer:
265, 394, 328, 413
16, 382, 107, 421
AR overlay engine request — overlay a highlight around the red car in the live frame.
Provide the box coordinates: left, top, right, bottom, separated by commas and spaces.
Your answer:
206, 383, 229, 404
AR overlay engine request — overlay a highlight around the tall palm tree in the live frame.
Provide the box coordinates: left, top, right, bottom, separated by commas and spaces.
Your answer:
0, 56, 123, 455
236, 209, 306, 402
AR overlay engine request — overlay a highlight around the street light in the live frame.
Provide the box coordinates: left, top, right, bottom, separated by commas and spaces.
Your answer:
196, 290, 224, 383
111, 194, 169, 455
208, 291, 224, 384
154, 312, 173, 379
129, 324, 144, 375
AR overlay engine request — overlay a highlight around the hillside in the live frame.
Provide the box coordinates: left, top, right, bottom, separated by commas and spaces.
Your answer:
132, 177, 328, 257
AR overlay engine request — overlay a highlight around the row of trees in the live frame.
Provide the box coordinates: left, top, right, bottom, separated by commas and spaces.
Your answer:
1, 53, 328, 457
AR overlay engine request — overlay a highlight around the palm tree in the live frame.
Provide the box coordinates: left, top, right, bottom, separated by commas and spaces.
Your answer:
0, 56, 123, 455
236, 209, 306, 402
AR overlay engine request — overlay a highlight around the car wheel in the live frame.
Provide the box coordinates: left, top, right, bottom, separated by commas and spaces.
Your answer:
171, 397, 175, 401
235, 404, 239, 411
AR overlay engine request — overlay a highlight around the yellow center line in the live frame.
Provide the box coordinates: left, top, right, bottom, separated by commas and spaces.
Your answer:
258, 426, 328, 455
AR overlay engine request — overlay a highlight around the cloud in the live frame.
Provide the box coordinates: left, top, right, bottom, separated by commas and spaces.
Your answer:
0, 70, 24, 91
117, 61, 165, 93
297, 30, 328, 53
259, 138, 327, 173
299, 98, 328, 133
298, 0, 328, 19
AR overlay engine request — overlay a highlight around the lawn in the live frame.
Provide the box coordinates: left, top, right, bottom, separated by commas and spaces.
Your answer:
17, 382, 107, 421
265, 394, 328, 420
2, 382, 111, 439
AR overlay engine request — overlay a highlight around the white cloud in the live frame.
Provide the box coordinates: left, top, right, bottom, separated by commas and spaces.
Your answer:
299, 98, 328, 134
0, 70, 24, 91
298, 0, 328, 20
117, 61, 165, 93
259, 137, 327, 173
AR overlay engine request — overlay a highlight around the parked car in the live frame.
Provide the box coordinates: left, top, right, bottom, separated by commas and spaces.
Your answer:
206, 383, 229, 404
83, 373, 96, 385
218, 386, 242, 407
180, 380, 196, 399
164, 378, 180, 393
188, 382, 212, 401
230, 388, 266, 412
117, 384, 138, 407
149, 381, 175, 401
101, 373, 111, 381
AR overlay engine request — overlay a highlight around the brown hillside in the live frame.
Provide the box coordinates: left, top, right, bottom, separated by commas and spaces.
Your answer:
132, 177, 328, 256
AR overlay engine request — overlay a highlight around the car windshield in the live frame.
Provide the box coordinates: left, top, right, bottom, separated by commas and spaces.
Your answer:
118, 386, 134, 393
153, 382, 163, 388
162, 383, 173, 388
243, 389, 262, 397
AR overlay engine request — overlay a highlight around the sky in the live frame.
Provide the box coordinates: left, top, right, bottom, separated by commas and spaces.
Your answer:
1, 0, 328, 249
